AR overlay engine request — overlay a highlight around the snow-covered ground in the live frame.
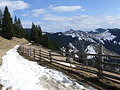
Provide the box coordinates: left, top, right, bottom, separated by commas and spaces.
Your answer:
85, 45, 96, 59
0, 45, 94, 90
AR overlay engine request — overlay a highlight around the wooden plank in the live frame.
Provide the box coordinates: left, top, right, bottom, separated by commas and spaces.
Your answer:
39, 50, 41, 61
49, 51, 52, 63
97, 45, 103, 78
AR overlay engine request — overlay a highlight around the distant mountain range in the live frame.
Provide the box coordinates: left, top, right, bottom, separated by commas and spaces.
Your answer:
45, 28, 120, 55
24, 28, 120, 55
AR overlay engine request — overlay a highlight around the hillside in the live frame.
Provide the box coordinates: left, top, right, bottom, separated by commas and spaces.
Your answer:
0, 36, 28, 66
45, 28, 120, 56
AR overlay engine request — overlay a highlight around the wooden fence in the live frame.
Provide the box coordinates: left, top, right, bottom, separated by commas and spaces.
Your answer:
18, 45, 120, 84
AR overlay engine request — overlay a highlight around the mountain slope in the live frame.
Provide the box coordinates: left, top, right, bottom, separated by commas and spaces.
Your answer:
46, 28, 120, 55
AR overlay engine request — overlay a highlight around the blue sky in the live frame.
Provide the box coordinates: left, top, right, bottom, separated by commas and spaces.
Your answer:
0, 0, 120, 32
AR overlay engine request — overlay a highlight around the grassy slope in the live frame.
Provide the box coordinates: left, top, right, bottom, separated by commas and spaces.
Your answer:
0, 36, 28, 65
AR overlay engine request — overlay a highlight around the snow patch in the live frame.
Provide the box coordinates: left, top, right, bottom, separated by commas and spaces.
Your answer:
85, 45, 96, 59
93, 30, 116, 44
58, 33, 61, 36
0, 45, 93, 90
113, 41, 117, 44
58, 62, 76, 67
64, 29, 116, 44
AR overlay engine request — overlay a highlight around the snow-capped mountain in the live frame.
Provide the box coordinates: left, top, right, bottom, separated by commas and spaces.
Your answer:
46, 28, 120, 55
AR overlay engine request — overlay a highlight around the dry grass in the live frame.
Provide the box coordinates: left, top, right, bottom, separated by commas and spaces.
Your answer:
0, 37, 28, 66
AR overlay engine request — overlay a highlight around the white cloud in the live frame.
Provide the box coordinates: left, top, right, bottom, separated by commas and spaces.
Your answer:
43, 14, 67, 21
51, 6, 82, 12
41, 14, 120, 32
0, 0, 30, 15
32, 9, 48, 17
21, 14, 29, 16
22, 20, 44, 28
81, 9, 86, 11
21, 20, 32, 28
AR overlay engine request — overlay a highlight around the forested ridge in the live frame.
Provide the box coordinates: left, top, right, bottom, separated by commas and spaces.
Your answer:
0, 6, 60, 51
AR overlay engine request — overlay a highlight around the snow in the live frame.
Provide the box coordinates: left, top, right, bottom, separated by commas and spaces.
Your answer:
93, 30, 116, 44
64, 29, 116, 45
85, 45, 96, 54
113, 41, 117, 44
57, 62, 76, 67
64, 31, 96, 43
58, 33, 61, 36
0, 45, 93, 90
69, 43, 75, 49
85, 45, 96, 59
26, 43, 32, 45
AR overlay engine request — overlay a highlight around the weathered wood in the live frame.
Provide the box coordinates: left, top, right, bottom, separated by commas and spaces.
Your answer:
28, 49, 29, 56
30, 48, 31, 56
97, 45, 103, 78
25, 47, 26, 55
23, 47, 24, 53
39, 50, 41, 61
49, 51, 52, 63
33, 49, 36, 60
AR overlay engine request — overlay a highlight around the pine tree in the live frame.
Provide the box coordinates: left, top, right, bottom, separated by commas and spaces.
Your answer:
14, 17, 25, 38
24, 32, 30, 40
41, 34, 52, 49
30, 23, 39, 43
18, 18, 25, 38
14, 16, 20, 38
0, 10, 2, 28
38, 25, 42, 44
2, 6, 14, 39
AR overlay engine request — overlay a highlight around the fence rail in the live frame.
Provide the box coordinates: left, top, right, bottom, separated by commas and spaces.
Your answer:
18, 45, 120, 84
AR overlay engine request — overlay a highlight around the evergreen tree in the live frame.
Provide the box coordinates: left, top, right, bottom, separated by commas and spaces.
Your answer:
14, 16, 20, 38
18, 18, 25, 38
29, 23, 61, 50
30, 23, 39, 43
38, 25, 42, 44
24, 32, 30, 40
41, 34, 52, 49
0, 10, 2, 28
2, 6, 14, 39
14, 17, 25, 38
50, 41, 60, 51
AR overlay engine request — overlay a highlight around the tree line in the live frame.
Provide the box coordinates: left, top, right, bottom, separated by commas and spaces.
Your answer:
30, 23, 60, 50
0, 6, 60, 51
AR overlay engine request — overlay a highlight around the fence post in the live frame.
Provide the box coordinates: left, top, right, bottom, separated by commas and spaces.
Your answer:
30, 48, 31, 56
25, 47, 26, 54
39, 49, 41, 61
19, 45, 21, 52
34, 49, 36, 60
97, 45, 103, 78
82, 50, 88, 65
27, 49, 28, 56
49, 51, 52, 63
28, 49, 29, 56
23, 47, 24, 53
22, 47, 23, 53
